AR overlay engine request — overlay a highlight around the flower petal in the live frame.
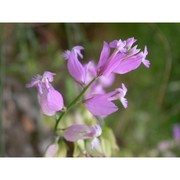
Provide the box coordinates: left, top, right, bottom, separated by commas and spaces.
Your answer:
85, 95, 118, 117
97, 41, 110, 70
64, 124, 92, 142
46, 87, 64, 111
67, 52, 86, 83
113, 55, 142, 74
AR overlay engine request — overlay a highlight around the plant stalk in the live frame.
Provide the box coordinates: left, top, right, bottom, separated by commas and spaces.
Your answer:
54, 77, 97, 132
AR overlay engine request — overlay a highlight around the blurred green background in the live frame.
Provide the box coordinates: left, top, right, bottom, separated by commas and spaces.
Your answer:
0, 23, 180, 157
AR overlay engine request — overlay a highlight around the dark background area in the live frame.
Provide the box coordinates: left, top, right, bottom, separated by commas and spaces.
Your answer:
0, 23, 180, 157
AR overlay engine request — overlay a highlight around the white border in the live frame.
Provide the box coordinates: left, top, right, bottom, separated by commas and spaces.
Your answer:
0, 158, 180, 180
0, 0, 179, 22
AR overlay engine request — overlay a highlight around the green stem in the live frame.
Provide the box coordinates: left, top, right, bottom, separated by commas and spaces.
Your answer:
54, 77, 97, 132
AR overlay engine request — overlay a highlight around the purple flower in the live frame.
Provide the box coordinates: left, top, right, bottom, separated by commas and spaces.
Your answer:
64, 124, 102, 149
173, 124, 180, 141
63, 46, 89, 85
26, 71, 64, 116
85, 83, 128, 117
96, 38, 150, 77
113, 46, 150, 74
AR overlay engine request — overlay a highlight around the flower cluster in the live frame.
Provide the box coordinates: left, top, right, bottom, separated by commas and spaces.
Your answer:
26, 71, 64, 116
27, 37, 150, 154
63, 37, 150, 117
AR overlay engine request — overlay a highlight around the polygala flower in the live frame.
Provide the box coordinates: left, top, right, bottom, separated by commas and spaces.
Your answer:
96, 37, 150, 77
63, 46, 90, 85
26, 71, 64, 116
64, 124, 102, 149
85, 83, 128, 117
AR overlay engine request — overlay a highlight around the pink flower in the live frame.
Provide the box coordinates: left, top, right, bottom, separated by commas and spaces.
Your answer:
113, 46, 150, 74
96, 38, 150, 77
85, 83, 128, 117
26, 71, 64, 116
64, 124, 102, 149
63, 46, 89, 85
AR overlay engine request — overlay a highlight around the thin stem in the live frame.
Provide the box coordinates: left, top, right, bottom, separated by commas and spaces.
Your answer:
54, 77, 97, 132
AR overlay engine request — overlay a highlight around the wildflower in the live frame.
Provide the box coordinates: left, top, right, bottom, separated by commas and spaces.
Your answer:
113, 46, 150, 74
173, 124, 180, 141
96, 38, 150, 77
63, 46, 89, 85
85, 83, 128, 117
64, 124, 102, 149
26, 71, 64, 116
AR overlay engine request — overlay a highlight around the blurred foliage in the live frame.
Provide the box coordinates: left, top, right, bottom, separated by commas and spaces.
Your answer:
1, 23, 180, 157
